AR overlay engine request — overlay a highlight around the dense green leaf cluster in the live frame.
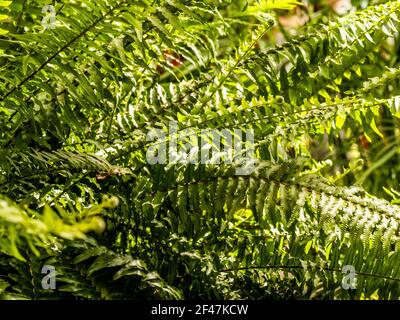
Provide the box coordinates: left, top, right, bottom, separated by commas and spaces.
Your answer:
1, 0, 400, 299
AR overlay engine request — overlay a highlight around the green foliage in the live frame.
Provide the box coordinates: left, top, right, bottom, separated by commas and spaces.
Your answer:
1, 0, 400, 299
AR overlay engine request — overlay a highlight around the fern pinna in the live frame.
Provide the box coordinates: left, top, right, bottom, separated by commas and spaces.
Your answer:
0, 0, 400, 299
